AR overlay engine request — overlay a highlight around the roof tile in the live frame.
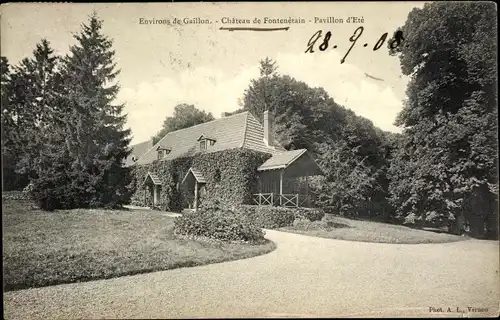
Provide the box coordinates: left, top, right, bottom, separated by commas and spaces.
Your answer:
125, 140, 154, 166
257, 149, 307, 171
143, 172, 162, 185
135, 111, 285, 165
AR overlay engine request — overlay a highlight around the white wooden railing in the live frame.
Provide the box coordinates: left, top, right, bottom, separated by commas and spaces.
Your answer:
252, 193, 312, 208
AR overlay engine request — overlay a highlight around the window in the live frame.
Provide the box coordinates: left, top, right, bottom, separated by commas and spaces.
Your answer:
156, 145, 171, 159
200, 140, 207, 150
198, 135, 216, 151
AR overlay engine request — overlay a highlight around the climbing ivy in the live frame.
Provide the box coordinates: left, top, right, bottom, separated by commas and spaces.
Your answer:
129, 149, 271, 211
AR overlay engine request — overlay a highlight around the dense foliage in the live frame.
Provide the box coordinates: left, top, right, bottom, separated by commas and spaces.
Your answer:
152, 103, 214, 144
1, 42, 59, 191
173, 208, 265, 242
387, 2, 498, 238
236, 205, 325, 229
242, 59, 393, 219
129, 149, 270, 211
1, 56, 27, 191
2, 13, 132, 210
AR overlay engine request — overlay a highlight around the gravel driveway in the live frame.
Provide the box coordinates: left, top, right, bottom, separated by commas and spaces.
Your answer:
4, 230, 499, 319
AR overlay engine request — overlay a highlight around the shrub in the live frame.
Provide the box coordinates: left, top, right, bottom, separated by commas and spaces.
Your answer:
292, 218, 312, 230
291, 218, 331, 231
291, 216, 351, 231
236, 206, 294, 229
309, 220, 330, 230
236, 205, 325, 229
295, 207, 325, 222
173, 208, 265, 243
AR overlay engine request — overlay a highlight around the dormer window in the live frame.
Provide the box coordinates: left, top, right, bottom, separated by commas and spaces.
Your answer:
156, 145, 171, 160
197, 134, 216, 151
200, 139, 207, 150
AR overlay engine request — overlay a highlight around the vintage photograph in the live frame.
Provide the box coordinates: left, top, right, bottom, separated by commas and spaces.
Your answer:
1, 2, 498, 318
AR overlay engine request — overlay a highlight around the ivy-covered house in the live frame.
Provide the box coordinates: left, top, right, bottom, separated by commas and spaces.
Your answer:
127, 111, 323, 211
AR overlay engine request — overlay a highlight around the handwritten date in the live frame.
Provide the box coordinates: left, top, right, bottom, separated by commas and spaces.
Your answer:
305, 27, 404, 64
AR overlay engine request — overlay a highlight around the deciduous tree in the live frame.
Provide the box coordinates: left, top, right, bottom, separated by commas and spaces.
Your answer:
388, 2, 498, 238
152, 103, 214, 144
243, 58, 393, 218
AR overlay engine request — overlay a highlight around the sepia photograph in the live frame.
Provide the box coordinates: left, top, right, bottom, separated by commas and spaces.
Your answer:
1, 2, 498, 318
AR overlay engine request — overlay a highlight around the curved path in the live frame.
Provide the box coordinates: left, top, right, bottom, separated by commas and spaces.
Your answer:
4, 230, 499, 319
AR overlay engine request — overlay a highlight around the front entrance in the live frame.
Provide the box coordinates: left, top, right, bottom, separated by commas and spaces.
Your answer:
181, 168, 207, 211
152, 184, 161, 206
142, 172, 163, 208
183, 181, 206, 210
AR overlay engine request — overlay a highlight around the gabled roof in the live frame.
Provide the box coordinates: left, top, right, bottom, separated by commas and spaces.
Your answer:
135, 111, 286, 165
125, 140, 154, 166
182, 168, 206, 184
156, 145, 171, 151
142, 172, 162, 185
197, 134, 216, 141
258, 149, 323, 176
242, 112, 285, 154
258, 149, 308, 171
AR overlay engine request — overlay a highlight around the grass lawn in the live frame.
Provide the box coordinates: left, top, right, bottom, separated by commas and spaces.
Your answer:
3, 199, 276, 291
280, 215, 468, 244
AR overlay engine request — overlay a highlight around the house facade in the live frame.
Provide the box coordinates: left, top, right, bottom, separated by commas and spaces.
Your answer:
127, 111, 322, 211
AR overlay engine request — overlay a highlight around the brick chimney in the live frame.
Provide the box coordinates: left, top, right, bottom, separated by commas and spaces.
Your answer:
263, 110, 273, 147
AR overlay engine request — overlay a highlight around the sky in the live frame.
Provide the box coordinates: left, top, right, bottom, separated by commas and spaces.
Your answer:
1, 2, 425, 144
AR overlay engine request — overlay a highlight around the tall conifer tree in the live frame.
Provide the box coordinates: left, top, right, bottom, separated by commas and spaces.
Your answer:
32, 13, 132, 209
61, 12, 132, 208
2, 40, 61, 191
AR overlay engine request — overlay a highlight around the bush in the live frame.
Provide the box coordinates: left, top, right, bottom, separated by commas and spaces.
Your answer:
296, 207, 325, 222
310, 220, 330, 230
292, 218, 312, 230
236, 206, 294, 229
292, 218, 332, 231
173, 208, 265, 243
291, 216, 350, 231
236, 205, 325, 229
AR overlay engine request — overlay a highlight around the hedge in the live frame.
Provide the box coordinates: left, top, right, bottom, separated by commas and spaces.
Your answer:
173, 207, 265, 243
235, 205, 325, 229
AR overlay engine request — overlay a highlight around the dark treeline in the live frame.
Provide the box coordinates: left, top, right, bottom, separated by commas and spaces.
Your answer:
235, 2, 498, 239
2, 13, 132, 210
239, 57, 396, 224
1, 3, 497, 239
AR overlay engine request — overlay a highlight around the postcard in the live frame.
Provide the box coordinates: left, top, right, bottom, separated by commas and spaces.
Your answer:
1, 2, 498, 319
